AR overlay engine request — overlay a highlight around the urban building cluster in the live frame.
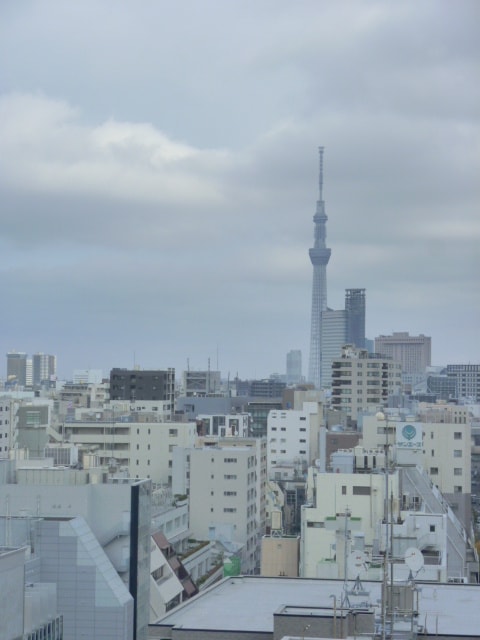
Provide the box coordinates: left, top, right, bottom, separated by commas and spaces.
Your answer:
1, 151, 479, 640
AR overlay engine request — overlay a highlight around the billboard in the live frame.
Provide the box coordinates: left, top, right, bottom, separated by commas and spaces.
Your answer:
396, 422, 423, 449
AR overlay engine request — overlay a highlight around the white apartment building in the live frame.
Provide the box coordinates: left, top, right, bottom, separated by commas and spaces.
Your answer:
197, 413, 250, 437
300, 464, 477, 583
62, 420, 196, 484
267, 401, 323, 477
301, 469, 395, 579
331, 346, 402, 424
187, 444, 260, 573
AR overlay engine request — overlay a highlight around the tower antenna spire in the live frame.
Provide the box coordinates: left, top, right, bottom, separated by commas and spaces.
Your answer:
308, 147, 332, 388
318, 146, 324, 201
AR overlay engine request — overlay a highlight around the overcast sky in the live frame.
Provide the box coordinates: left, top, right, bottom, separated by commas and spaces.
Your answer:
1, 0, 479, 381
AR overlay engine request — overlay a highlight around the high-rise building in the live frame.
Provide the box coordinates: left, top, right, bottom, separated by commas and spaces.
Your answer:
286, 350, 302, 385
308, 147, 331, 389
374, 332, 431, 374
345, 288, 366, 349
446, 364, 480, 402
320, 309, 347, 387
6, 351, 28, 386
32, 352, 56, 385
320, 290, 367, 388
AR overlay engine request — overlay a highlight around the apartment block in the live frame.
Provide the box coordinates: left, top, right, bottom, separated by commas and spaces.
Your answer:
62, 420, 196, 484
188, 444, 260, 573
330, 346, 402, 425
109, 368, 175, 410
267, 401, 323, 477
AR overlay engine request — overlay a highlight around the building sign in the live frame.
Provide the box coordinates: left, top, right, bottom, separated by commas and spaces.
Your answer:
396, 422, 423, 449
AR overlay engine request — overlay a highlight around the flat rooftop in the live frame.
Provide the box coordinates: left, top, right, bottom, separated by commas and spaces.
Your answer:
153, 576, 480, 637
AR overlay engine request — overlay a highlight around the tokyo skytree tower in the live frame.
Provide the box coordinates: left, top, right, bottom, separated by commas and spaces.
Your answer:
308, 147, 331, 388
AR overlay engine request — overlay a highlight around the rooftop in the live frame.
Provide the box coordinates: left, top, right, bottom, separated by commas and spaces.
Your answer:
153, 575, 480, 637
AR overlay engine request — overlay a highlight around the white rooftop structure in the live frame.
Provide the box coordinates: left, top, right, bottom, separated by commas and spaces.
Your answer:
152, 575, 480, 638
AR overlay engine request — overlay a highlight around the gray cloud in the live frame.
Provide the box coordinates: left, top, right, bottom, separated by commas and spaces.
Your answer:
0, 0, 478, 378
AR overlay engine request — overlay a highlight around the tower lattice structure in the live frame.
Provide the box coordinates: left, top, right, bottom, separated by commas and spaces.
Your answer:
308, 147, 331, 388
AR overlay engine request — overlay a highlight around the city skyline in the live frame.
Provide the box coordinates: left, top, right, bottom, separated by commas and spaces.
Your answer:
1, 1, 479, 381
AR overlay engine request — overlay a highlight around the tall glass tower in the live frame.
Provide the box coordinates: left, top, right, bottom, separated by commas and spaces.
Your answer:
308, 147, 331, 388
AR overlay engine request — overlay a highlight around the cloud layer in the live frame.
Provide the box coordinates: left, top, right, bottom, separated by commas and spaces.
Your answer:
1, 1, 479, 378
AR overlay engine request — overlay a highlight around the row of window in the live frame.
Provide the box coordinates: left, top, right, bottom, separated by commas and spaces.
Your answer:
430, 467, 463, 476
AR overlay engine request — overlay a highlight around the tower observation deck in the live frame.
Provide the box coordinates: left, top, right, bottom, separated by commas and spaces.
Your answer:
308, 147, 331, 388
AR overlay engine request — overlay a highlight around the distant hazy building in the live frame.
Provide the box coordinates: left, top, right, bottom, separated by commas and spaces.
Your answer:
6, 351, 28, 386
446, 364, 480, 402
32, 352, 56, 385
110, 368, 175, 411
235, 378, 286, 398
320, 290, 367, 388
286, 350, 302, 385
375, 332, 431, 374
73, 368, 103, 384
320, 309, 347, 388
183, 369, 221, 396
345, 288, 366, 349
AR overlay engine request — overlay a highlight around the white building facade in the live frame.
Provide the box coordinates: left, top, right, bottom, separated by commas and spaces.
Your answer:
267, 401, 323, 478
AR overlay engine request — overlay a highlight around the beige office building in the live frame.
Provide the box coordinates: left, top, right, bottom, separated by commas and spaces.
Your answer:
375, 332, 431, 374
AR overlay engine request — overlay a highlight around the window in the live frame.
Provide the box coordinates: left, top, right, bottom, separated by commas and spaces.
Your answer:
224, 474, 237, 480
300, 416, 306, 421
454, 468, 462, 476
454, 450, 462, 458
430, 467, 439, 475
454, 486, 463, 493
353, 486, 371, 495
224, 508, 237, 513
429, 524, 436, 532
224, 457, 237, 463
224, 491, 237, 496
299, 439, 306, 443
431, 450, 434, 457
454, 432, 462, 440
169, 428, 178, 436
342, 485, 347, 495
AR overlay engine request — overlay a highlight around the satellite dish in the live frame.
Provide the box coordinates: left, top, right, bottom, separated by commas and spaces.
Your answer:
404, 547, 424, 573
347, 550, 368, 577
